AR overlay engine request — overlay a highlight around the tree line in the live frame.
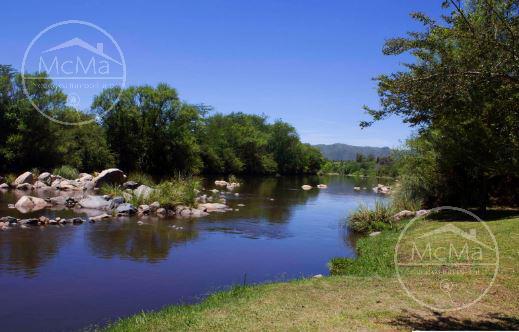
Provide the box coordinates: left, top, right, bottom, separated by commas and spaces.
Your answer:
363, 0, 519, 210
0, 65, 323, 176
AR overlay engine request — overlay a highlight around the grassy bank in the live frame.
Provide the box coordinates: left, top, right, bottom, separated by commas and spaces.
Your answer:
105, 213, 519, 331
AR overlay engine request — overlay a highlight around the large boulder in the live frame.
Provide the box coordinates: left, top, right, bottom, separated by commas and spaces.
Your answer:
134, 185, 154, 200
38, 172, 52, 185
78, 195, 111, 210
116, 203, 137, 215
14, 172, 34, 185
93, 168, 126, 188
14, 196, 49, 213
123, 181, 139, 190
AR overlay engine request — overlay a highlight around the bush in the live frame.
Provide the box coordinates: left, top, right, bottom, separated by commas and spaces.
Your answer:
128, 172, 155, 187
149, 177, 200, 207
347, 201, 395, 233
4, 174, 16, 185
52, 165, 79, 179
228, 174, 239, 183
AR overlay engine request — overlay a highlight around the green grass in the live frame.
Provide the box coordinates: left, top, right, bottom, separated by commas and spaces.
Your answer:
105, 214, 519, 331
99, 183, 126, 197
4, 173, 16, 185
347, 201, 396, 233
52, 165, 79, 179
126, 176, 200, 208
128, 172, 155, 187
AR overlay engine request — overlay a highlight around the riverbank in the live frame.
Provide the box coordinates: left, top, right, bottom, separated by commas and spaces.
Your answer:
105, 212, 519, 331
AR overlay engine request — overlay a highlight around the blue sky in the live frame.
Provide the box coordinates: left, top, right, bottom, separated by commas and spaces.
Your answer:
1, 0, 445, 147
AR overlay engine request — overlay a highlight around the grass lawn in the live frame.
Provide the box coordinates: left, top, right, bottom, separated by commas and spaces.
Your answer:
105, 213, 519, 331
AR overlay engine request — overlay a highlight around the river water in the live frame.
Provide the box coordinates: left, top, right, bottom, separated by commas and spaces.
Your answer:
0, 175, 386, 331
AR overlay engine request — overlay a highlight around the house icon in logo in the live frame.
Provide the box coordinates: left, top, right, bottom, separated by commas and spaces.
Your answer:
418, 223, 495, 251
42, 37, 122, 65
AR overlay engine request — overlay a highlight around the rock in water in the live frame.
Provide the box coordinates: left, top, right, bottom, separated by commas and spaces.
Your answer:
78, 195, 111, 210
93, 168, 126, 188
301, 185, 312, 190
14, 196, 49, 213
14, 172, 34, 185
198, 203, 228, 212
317, 184, 328, 189
116, 203, 137, 216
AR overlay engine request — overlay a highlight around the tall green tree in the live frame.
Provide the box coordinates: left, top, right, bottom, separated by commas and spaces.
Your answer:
363, 0, 519, 209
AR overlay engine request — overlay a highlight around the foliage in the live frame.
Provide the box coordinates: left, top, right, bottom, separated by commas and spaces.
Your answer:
93, 84, 203, 176
362, 1, 519, 209
148, 177, 200, 207
347, 201, 396, 233
199, 113, 323, 175
320, 154, 398, 177
52, 165, 79, 179
0, 66, 114, 173
4, 174, 16, 185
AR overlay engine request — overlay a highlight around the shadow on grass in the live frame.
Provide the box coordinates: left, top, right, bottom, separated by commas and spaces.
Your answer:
427, 208, 519, 222
390, 311, 519, 330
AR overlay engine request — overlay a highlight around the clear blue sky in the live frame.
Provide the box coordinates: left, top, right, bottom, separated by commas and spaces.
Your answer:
1, 0, 445, 147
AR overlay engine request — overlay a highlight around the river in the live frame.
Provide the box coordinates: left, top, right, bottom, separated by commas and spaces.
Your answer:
0, 175, 387, 331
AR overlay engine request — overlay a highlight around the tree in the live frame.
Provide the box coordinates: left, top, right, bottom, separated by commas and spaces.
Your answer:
362, 0, 519, 209
93, 84, 203, 176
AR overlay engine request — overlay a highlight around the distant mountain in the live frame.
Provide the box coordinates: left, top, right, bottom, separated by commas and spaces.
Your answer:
314, 143, 392, 161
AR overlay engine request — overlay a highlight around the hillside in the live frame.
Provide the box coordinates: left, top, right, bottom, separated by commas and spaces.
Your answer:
314, 143, 391, 161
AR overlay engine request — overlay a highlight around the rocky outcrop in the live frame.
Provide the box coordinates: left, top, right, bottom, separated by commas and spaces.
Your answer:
14, 172, 34, 186
14, 196, 49, 213
93, 168, 126, 188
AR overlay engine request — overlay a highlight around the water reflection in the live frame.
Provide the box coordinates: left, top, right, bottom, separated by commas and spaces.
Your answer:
87, 218, 198, 262
0, 227, 75, 277
0, 176, 387, 275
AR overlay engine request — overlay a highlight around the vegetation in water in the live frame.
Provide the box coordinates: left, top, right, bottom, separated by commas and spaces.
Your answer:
347, 201, 396, 233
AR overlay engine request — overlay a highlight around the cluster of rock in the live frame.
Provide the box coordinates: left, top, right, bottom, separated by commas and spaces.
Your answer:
0, 168, 126, 193
1, 169, 239, 228
0, 215, 87, 230
301, 184, 327, 190
372, 184, 391, 195
214, 180, 240, 191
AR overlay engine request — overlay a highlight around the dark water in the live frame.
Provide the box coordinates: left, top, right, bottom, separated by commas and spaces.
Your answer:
0, 176, 386, 332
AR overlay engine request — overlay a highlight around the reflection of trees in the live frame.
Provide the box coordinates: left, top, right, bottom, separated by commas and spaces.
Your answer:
86, 220, 198, 262
0, 227, 74, 278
